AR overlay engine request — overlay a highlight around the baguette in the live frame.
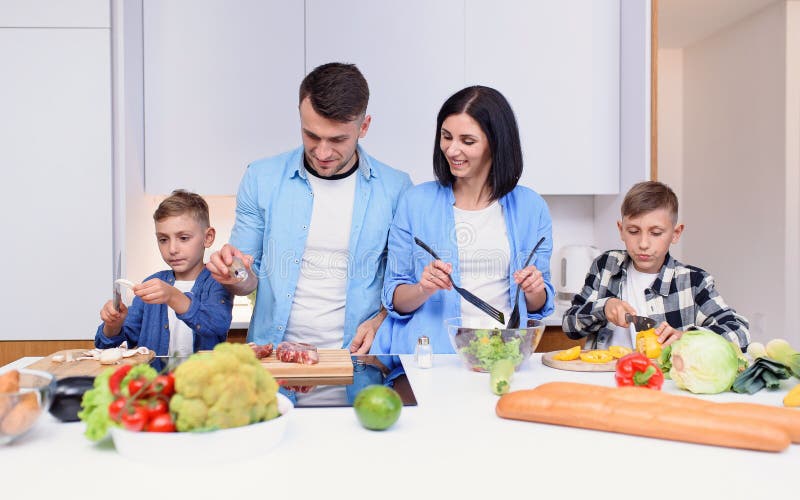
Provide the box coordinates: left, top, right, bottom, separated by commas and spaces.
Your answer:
531, 382, 800, 443
497, 384, 791, 452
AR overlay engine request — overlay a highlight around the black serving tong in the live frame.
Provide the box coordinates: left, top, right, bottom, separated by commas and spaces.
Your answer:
414, 237, 505, 326
506, 236, 546, 329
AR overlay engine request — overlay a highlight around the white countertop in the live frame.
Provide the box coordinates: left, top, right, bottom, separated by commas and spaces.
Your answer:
2, 354, 797, 498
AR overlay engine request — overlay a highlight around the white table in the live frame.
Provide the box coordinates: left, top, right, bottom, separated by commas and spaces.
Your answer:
1, 354, 797, 498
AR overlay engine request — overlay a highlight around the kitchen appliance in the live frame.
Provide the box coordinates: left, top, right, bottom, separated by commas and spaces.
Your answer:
556, 245, 600, 303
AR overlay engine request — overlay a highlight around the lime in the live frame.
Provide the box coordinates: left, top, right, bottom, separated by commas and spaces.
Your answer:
353, 385, 402, 431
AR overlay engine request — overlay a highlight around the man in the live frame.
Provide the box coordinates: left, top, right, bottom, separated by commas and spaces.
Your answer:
208, 63, 412, 404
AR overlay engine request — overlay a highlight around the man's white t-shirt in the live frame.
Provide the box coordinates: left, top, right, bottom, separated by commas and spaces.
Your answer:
168, 280, 195, 358
285, 167, 356, 406
453, 201, 512, 329
609, 266, 658, 348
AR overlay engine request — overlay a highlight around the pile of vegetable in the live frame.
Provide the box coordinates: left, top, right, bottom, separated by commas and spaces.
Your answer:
78, 342, 280, 440
459, 329, 524, 371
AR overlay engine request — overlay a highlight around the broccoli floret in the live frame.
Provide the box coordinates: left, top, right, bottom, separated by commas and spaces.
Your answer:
170, 343, 280, 432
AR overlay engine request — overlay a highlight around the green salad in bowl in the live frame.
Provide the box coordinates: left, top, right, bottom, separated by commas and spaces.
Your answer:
446, 317, 545, 372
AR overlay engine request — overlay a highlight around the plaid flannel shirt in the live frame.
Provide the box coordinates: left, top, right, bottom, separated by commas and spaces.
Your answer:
562, 250, 749, 349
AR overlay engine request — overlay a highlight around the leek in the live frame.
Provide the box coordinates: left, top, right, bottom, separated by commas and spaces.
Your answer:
765, 339, 800, 378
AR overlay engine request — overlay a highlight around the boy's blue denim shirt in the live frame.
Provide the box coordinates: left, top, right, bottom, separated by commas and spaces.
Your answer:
95, 268, 233, 370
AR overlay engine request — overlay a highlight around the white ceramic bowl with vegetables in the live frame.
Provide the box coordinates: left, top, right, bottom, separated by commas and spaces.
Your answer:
446, 317, 545, 372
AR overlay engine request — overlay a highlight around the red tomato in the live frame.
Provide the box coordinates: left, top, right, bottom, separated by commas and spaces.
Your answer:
121, 405, 149, 432
142, 398, 169, 419
151, 374, 175, 397
127, 377, 148, 398
146, 413, 176, 433
108, 398, 127, 422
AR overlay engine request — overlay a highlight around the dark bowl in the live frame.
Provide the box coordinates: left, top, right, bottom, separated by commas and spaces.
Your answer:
49, 376, 95, 422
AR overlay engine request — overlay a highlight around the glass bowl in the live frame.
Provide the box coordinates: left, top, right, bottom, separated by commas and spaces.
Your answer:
446, 317, 545, 372
0, 369, 56, 445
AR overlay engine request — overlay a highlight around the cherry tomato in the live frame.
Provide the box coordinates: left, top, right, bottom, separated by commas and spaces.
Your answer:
141, 398, 168, 418
146, 413, 176, 433
108, 398, 127, 422
127, 377, 148, 398
151, 374, 175, 397
120, 405, 149, 431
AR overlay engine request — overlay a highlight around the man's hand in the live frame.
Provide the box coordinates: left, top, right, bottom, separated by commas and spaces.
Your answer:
604, 298, 637, 328
100, 300, 127, 337
134, 279, 191, 314
656, 322, 683, 346
350, 309, 388, 354
207, 243, 254, 286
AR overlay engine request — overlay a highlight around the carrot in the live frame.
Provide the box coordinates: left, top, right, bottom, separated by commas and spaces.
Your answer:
531, 382, 800, 443
0, 392, 41, 436
0, 370, 20, 417
496, 384, 791, 452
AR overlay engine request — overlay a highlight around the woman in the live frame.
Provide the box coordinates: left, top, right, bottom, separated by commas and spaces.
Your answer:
372, 86, 555, 354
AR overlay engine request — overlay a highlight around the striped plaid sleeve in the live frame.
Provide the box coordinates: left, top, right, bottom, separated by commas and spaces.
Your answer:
691, 269, 750, 348
562, 253, 615, 339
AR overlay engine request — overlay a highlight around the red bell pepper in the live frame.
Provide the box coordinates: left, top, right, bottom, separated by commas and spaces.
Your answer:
615, 352, 664, 390
108, 364, 133, 395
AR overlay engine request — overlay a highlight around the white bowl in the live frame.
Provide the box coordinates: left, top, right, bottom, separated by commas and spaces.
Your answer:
111, 393, 292, 465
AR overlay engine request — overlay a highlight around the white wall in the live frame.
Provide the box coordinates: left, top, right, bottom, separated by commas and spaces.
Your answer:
681, 1, 790, 343
594, 0, 651, 252
656, 49, 684, 260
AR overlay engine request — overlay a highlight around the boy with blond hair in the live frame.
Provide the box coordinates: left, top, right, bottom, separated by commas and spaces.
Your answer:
563, 181, 749, 349
96, 190, 232, 364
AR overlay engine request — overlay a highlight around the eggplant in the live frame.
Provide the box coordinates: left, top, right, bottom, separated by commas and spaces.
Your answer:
49, 376, 95, 422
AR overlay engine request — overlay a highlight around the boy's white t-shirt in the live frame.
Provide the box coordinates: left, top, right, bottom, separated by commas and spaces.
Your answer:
453, 201, 512, 329
168, 280, 195, 357
608, 266, 658, 348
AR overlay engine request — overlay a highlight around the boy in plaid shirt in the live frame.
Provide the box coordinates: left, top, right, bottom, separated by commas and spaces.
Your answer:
562, 181, 749, 350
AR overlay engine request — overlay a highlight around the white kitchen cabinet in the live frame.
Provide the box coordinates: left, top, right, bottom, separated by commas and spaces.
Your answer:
0, 28, 112, 340
305, 0, 466, 184
0, 0, 109, 27
465, 0, 620, 195
142, 0, 304, 195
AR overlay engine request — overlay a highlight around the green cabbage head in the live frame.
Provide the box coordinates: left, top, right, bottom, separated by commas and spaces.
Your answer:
669, 329, 739, 394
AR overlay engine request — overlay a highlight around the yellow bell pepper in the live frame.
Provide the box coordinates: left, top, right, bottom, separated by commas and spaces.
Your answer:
553, 345, 581, 361
636, 328, 662, 359
608, 345, 632, 359
784, 385, 800, 407
579, 350, 614, 364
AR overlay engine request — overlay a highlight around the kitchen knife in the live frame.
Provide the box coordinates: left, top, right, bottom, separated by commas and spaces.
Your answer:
625, 313, 656, 331
113, 252, 122, 312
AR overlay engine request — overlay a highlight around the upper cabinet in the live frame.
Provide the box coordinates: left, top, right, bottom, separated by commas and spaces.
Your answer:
305, 0, 466, 184
0, 0, 109, 27
465, 0, 620, 195
140, 0, 623, 195
142, 0, 304, 195
0, 15, 112, 340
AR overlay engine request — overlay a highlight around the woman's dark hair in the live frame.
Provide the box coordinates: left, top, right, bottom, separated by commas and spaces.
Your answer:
433, 86, 523, 200
299, 62, 369, 122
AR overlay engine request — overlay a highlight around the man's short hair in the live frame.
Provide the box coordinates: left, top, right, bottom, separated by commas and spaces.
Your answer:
153, 189, 210, 228
299, 62, 369, 122
621, 181, 679, 223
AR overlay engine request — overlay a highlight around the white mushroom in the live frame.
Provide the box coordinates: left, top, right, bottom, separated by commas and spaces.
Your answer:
99, 348, 124, 365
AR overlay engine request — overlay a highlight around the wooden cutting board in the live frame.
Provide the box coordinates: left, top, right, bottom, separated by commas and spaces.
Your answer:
541, 350, 617, 372
260, 348, 354, 386
26, 349, 155, 379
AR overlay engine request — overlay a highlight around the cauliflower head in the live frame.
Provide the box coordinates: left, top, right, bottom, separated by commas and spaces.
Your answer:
169, 343, 279, 431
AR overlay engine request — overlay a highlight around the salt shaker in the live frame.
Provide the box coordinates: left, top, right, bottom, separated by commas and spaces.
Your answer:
229, 256, 249, 282
415, 335, 433, 369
